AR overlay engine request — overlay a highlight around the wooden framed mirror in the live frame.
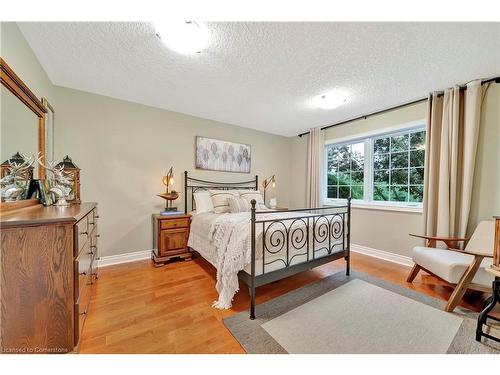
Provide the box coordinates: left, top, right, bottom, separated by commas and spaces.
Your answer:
1, 58, 48, 210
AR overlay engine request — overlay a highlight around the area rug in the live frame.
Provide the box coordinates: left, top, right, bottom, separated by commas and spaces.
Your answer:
223, 271, 499, 354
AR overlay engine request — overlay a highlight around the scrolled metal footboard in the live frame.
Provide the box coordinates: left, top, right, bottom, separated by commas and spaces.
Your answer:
239, 198, 352, 319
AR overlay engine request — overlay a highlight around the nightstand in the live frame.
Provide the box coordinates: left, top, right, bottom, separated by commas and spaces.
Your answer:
152, 213, 192, 266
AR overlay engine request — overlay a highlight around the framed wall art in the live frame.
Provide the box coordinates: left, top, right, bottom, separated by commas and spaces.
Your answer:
195, 136, 251, 173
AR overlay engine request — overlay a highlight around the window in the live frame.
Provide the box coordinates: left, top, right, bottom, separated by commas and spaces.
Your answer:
324, 125, 426, 208
373, 129, 425, 203
326, 141, 365, 200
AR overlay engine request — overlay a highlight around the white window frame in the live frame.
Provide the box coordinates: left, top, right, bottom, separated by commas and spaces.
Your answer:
323, 119, 426, 213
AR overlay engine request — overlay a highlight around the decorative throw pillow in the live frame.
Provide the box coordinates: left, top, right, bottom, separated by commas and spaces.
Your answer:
238, 190, 267, 210
193, 191, 214, 213
227, 196, 251, 213
209, 190, 239, 213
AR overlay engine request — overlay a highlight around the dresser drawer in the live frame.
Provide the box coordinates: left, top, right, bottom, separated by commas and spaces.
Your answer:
75, 215, 90, 256
74, 279, 92, 346
88, 208, 99, 229
74, 241, 92, 301
75, 269, 91, 304
160, 218, 189, 230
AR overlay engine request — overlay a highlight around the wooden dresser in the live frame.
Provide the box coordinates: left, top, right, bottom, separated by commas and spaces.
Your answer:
152, 213, 191, 265
0, 202, 99, 353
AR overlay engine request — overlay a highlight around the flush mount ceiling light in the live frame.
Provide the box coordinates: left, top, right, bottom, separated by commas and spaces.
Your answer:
312, 90, 349, 110
153, 21, 209, 55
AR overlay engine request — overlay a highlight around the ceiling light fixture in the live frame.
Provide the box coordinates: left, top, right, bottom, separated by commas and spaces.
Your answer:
153, 21, 209, 55
312, 89, 349, 110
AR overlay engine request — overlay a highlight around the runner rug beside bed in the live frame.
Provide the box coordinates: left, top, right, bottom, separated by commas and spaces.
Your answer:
223, 271, 500, 354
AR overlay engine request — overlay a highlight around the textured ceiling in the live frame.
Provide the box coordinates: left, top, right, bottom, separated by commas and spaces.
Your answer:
18, 22, 500, 137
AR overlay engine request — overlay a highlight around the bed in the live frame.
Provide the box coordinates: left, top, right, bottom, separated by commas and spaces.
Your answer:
184, 171, 351, 319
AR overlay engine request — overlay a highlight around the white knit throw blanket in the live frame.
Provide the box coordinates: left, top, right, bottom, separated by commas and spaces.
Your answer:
210, 212, 251, 309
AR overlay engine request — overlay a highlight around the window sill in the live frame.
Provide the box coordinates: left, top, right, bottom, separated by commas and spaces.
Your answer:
324, 201, 423, 214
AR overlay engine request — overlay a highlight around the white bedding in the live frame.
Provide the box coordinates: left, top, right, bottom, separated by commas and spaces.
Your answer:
188, 210, 344, 309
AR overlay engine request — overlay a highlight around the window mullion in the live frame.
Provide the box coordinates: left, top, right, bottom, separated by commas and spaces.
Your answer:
407, 134, 411, 203
365, 138, 371, 203
388, 137, 392, 202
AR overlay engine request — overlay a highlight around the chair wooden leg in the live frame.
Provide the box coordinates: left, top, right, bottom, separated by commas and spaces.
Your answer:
407, 264, 421, 283
445, 255, 484, 312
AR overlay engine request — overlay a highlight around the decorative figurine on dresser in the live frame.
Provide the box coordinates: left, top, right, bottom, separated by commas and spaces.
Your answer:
0, 58, 99, 354
0, 152, 34, 179
0, 153, 35, 201
38, 156, 74, 206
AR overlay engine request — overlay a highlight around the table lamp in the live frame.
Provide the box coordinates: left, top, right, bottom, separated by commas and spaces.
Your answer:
158, 167, 179, 212
262, 175, 276, 206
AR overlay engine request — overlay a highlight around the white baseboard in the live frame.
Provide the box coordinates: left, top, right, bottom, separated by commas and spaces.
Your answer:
351, 244, 413, 267
97, 245, 413, 269
98, 249, 152, 268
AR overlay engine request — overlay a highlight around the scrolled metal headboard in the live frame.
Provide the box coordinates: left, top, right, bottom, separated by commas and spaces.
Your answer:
184, 171, 258, 213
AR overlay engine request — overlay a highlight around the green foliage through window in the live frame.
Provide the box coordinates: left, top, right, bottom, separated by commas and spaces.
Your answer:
326, 127, 426, 204
326, 141, 364, 200
373, 129, 425, 203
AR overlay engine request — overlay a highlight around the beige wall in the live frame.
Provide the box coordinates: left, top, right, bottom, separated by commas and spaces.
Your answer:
0, 23, 54, 103
53, 86, 292, 257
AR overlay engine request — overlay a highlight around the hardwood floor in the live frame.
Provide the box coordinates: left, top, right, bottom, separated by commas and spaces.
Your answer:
80, 252, 496, 353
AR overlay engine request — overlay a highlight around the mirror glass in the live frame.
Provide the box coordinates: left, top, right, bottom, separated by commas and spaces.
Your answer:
0, 85, 39, 178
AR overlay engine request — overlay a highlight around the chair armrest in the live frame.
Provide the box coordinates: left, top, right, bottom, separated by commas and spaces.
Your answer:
409, 233, 470, 248
446, 247, 493, 258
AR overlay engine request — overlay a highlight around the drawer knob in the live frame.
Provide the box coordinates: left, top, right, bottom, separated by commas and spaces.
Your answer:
95, 215, 100, 219
80, 231, 88, 236
96, 234, 101, 238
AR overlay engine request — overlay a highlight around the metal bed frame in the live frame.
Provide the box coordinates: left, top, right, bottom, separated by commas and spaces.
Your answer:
184, 171, 351, 319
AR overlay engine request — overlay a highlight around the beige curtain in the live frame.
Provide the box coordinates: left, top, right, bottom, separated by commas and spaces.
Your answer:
423, 80, 487, 241
306, 127, 324, 207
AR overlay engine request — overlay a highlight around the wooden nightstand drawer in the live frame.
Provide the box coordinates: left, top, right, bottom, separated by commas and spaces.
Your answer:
160, 218, 189, 230
159, 229, 187, 254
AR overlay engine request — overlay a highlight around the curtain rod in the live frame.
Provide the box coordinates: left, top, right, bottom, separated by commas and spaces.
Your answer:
297, 75, 500, 137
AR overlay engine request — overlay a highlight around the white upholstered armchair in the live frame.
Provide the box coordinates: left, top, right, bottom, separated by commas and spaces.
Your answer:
407, 221, 495, 312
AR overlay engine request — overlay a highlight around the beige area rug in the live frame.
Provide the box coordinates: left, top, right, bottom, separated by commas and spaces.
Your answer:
224, 271, 500, 354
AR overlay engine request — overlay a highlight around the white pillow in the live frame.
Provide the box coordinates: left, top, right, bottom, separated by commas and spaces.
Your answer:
193, 192, 214, 213
209, 190, 239, 213
238, 190, 267, 210
227, 196, 251, 213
